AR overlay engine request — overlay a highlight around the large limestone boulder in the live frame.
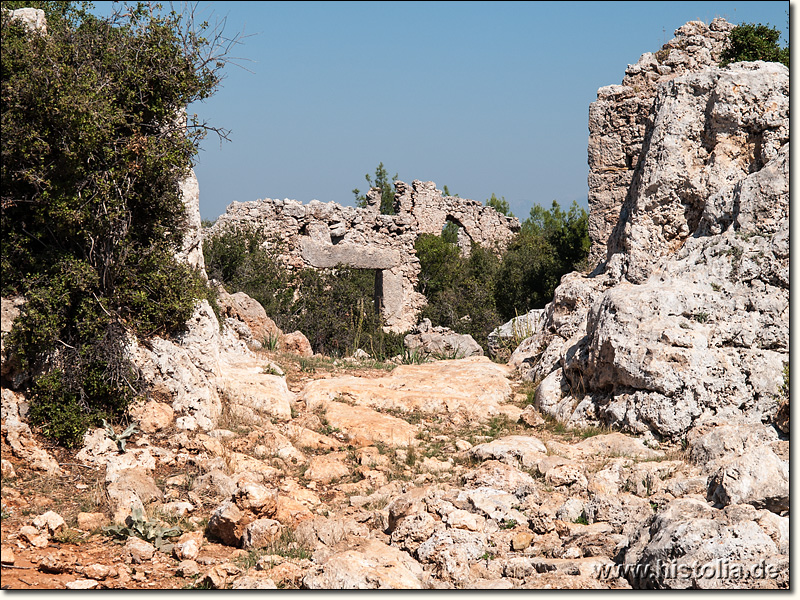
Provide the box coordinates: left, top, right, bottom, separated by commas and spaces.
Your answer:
404, 318, 483, 358
302, 537, 427, 589
510, 60, 789, 441
301, 356, 514, 425
623, 498, 788, 589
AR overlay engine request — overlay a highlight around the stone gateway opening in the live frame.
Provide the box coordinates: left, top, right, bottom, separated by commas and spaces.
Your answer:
208, 180, 520, 331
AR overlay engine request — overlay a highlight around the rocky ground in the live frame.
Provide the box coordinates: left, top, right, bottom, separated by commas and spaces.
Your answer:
1, 339, 788, 589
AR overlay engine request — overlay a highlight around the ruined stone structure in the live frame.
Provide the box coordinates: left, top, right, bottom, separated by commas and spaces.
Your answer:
587, 18, 735, 266
208, 180, 520, 331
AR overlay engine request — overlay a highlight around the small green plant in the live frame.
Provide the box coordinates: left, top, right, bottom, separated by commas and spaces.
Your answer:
101, 419, 139, 453
710, 282, 721, 292
692, 312, 710, 323
102, 506, 182, 553
573, 513, 589, 526
500, 519, 517, 530
267, 528, 313, 561
577, 424, 611, 439
401, 347, 428, 365
299, 357, 317, 373
782, 361, 789, 398
405, 446, 418, 467
431, 346, 465, 361
263, 332, 281, 352
1, 504, 13, 521
53, 527, 84, 545
262, 364, 284, 377
479, 551, 495, 561
725, 245, 744, 260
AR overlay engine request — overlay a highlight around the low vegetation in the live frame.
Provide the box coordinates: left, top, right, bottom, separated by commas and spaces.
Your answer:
720, 21, 789, 68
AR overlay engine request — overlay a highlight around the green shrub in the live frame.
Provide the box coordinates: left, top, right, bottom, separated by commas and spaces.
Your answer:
204, 228, 405, 358
720, 22, 789, 68
203, 225, 295, 324
2, 2, 233, 445
415, 234, 502, 351
494, 200, 589, 320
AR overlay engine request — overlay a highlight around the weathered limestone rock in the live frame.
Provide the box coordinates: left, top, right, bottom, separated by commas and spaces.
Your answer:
304, 454, 351, 484
301, 356, 514, 425
488, 309, 545, 358
241, 518, 282, 550
32, 511, 65, 536
314, 400, 419, 448
127, 400, 174, 433
4, 7, 47, 33
106, 468, 162, 524
216, 288, 281, 347
587, 18, 735, 264
624, 498, 788, 589
208, 500, 247, 547
706, 446, 788, 513
416, 529, 488, 584
172, 531, 204, 561
294, 516, 369, 551
1, 388, 61, 475
175, 166, 206, 275
77, 512, 107, 531
511, 58, 789, 441
208, 180, 519, 331
303, 537, 427, 589
0, 296, 26, 387
279, 330, 313, 357
404, 318, 483, 358
468, 435, 547, 469
462, 460, 539, 496
125, 537, 156, 564
584, 493, 653, 536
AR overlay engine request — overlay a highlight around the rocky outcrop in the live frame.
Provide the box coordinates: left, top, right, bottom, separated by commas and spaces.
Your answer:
300, 356, 516, 427
404, 319, 483, 359
587, 18, 735, 265
623, 498, 788, 589
208, 180, 519, 331
511, 56, 788, 442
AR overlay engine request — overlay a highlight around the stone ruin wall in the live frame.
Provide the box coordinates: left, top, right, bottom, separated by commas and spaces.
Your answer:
208, 180, 520, 332
587, 18, 735, 266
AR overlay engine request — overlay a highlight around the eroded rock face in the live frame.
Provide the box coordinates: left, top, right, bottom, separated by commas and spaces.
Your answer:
623, 498, 788, 589
511, 58, 789, 441
587, 18, 735, 264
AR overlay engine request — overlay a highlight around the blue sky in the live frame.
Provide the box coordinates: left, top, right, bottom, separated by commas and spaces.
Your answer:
91, 1, 789, 221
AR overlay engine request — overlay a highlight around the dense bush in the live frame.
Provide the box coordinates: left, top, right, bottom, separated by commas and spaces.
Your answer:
2, 2, 230, 446
415, 234, 502, 350
204, 226, 404, 358
720, 22, 789, 68
416, 200, 589, 348
495, 200, 589, 320
203, 226, 296, 324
